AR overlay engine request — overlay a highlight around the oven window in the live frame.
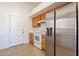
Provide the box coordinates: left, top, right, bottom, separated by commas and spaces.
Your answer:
35, 36, 40, 41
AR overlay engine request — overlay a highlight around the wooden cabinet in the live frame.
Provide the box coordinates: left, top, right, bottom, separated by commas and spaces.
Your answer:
32, 17, 38, 27
41, 34, 45, 50
40, 14, 45, 20
32, 18, 35, 27
37, 15, 41, 21
32, 14, 45, 28
29, 32, 34, 45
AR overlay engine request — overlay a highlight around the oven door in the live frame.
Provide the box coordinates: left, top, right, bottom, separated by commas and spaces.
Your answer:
34, 34, 41, 44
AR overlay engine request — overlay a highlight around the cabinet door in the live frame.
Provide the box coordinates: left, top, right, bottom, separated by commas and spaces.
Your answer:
37, 15, 41, 21
29, 33, 34, 44
32, 19, 34, 27
40, 14, 45, 20
41, 35, 45, 50
32, 18, 35, 27
32, 17, 37, 27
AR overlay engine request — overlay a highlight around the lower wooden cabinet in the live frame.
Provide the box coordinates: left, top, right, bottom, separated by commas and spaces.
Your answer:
29, 32, 45, 49
41, 34, 45, 50
29, 32, 34, 45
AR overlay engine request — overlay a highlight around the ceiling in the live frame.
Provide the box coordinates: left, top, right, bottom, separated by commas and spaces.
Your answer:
26, 2, 41, 8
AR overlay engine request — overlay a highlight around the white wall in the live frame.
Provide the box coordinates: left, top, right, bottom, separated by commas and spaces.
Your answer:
0, 2, 33, 49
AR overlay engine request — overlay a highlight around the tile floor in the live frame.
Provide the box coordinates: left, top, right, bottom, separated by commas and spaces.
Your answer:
0, 44, 45, 56
56, 46, 75, 56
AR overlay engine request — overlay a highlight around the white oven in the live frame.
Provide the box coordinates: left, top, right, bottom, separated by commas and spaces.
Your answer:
34, 31, 41, 49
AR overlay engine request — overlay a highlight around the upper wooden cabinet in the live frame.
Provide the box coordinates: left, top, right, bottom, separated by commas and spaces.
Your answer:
37, 15, 41, 21
32, 18, 35, 27
32, 14, 45, 28
40, 14, 45, 20
32, 17, 38, 27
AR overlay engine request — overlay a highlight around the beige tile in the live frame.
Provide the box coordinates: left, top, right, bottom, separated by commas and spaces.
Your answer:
0, 48, 9, 53
0, 44, 45, 56
0, 44, 75, 56
0, 47, 17, 56
0, 52, 9, 56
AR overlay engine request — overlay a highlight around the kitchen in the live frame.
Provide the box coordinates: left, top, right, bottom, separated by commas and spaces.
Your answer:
29, 2, 79, 56
0, 2, 79, 56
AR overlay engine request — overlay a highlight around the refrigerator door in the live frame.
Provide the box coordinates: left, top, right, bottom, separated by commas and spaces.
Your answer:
45, 36, 54, 56
45, 11, 54, 56
56, 3, 76, 56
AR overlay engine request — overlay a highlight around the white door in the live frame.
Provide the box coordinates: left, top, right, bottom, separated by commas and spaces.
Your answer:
10, 16, 24, 46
